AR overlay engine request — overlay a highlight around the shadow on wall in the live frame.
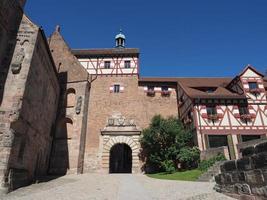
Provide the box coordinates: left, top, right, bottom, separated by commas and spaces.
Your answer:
49, 72, 70, 175
0, 18, 23, 105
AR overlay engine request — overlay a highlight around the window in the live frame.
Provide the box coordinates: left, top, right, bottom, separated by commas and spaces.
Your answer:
104, 61, 111, 69
148, 86, 154, 91
248, 82, 258, 90
161, 86, 168, 91
208, 135, 228, 148
241, 135, 261, 142
238, 106, 249, 115
124, 61, 131, 68
206, 106, 217, 115
113, 85, 120, 93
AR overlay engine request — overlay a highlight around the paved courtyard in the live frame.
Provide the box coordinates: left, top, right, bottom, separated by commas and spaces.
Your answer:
3, 174, 234, 200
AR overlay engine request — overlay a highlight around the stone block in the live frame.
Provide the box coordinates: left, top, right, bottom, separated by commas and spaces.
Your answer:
215, 174, 223, 185
252, 152, 267, 169
242, 146, 255, 157
221, 160, 237, 172
251, 186, 267, 197
223, 173, 233, 184
234, 183, 252, 195
245, 170, 265, 186
255, 142, 267, 154
237, 157, 253, 171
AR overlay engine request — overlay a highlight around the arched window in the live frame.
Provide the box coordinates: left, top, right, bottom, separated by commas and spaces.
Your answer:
66, 88, 76, 108
55, 118, 74, 139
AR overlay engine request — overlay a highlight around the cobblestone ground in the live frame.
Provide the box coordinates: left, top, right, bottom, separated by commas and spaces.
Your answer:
2, 174, 234, 200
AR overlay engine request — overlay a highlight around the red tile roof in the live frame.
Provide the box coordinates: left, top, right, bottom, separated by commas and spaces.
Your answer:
72, 48, 139, 57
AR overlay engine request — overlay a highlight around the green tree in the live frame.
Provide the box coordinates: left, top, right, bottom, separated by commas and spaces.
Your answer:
140, 115, 200, 173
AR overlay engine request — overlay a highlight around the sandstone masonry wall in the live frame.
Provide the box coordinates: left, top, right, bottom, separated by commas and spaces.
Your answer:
84, 75, 178, 172
0, 0, 24, 105
0, 15, 59, 193
215, 140, 267, 200
48, 29, 89, 175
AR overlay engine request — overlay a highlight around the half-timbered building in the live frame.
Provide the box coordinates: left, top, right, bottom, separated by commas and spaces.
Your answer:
177, 66, 267, 160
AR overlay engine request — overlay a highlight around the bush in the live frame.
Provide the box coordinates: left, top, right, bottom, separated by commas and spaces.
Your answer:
140, 115, 200, 173
198, 153, 226, 171
178, 147, 200, 169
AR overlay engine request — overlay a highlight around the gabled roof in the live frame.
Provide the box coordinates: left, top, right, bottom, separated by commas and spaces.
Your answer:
239, 65, 264, 77
49, 27, 89, 83
177, 78, 246, 99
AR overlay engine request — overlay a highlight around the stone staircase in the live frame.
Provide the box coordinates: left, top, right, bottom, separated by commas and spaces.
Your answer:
197, 161, 225, 182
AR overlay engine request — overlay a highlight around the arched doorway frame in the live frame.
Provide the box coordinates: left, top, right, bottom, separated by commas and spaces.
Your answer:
102, 136, 140, 173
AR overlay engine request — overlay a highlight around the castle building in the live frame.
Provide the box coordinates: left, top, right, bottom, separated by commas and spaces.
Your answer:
0, 0, 267, 193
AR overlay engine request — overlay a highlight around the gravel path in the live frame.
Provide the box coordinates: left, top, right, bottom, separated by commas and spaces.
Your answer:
2, 174, 234, 200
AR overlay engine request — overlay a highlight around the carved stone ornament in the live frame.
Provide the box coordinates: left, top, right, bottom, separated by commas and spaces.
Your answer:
118, 117, 125, 126
75, 96, 83, 114
108, 118, 114, 126
11, 48, 25, 74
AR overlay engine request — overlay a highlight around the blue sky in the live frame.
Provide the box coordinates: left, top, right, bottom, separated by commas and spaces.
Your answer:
25, 0, 267, 77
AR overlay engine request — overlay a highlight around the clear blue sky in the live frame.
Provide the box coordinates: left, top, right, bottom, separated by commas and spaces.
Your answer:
25, 0, 267, 77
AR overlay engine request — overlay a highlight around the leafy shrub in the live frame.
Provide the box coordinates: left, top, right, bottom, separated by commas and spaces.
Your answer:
198, 153, 226, 171
140, 115, 200, 173
178, 147, 200, 169
161, 160, 176, 174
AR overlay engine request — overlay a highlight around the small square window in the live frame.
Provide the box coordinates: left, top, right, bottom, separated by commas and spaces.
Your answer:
148, 86, 154, 91
124, 61, 131, 68
113, 85, 120, 93
206, 106, 217, 115
162, 86, 168, 91
104, 61, 111, 69
248, 82, 258, 90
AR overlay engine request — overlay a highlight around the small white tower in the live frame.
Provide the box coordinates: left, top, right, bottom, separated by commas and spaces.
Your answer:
115, 29, 126, 48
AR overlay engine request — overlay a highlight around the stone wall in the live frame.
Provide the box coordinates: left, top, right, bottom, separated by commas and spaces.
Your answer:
215, 141, 267, 200
0, 0, 24, 105
200, 146, 230, 161
84, 75, 178, 172
48, 28, 90, 175
0, 15, 59, 193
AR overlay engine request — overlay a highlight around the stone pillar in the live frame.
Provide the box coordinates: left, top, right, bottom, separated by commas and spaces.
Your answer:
231, 134, 239, 159
196, 130, 204, 151
227, 134, 237, 160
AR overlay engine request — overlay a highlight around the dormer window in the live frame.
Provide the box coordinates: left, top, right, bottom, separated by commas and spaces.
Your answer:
124, 61, 131, 68
104, 61, 111, 69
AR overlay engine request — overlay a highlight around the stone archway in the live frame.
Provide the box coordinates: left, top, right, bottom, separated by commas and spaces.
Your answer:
109, 143, 132, 173
102, 135, 140, 173
101, 113, 141, 173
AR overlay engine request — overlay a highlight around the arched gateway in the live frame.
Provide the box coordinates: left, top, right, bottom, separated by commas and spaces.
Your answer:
101, 113, 141, 173
109, 143, 132, 173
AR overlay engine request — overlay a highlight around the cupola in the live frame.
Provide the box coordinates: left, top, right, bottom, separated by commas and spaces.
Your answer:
115, 30, 126, 48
